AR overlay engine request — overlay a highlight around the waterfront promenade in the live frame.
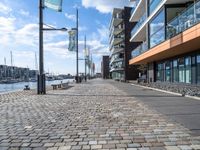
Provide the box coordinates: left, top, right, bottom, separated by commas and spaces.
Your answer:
0, 79, 200, 150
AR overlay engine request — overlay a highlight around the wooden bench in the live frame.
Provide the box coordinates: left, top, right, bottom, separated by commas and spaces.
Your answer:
51, 84, 61, 90
51, 82, 69, 90
61, 82, 69, 89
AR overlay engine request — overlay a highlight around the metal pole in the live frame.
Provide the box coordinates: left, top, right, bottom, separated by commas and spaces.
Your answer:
38, 0, 46, 94
84, 35, 87, 82
76, 8, 79, 83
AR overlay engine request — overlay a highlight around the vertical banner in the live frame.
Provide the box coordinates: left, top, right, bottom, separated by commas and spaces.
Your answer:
68, 30, 77, 52
44, 0, 63, 12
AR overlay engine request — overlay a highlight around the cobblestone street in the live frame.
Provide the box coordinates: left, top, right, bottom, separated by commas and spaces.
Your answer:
0, 79, 200, 150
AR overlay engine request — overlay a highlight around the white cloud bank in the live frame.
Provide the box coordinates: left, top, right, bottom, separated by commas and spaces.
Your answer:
82, 0, 132, 13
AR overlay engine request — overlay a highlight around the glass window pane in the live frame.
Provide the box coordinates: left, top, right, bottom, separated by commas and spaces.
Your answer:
150, 9, 165, 48
149, 0, 162, 15
179, 58, 185, 83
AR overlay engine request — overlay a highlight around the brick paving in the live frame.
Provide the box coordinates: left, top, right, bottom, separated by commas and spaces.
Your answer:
0, 79, 199, 150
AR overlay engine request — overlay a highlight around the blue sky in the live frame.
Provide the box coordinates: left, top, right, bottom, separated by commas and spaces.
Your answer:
0, 0, 132, 75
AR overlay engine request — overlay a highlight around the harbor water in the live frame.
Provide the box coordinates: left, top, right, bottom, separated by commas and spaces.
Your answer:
0, 79, 74, 93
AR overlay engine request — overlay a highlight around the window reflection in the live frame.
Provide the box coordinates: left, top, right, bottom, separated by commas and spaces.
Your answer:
149, 9, 165, 48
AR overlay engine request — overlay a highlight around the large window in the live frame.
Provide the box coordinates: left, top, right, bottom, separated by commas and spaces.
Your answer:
149, 0, 162, 15
178, 58, 185, 83
191, 56, 196, 84
185, 57, 191, 84
173, 60, 179, 82
149, 9, 165, 48
156, 63, 164, 81
197, 55, 200, 84
165, 61, 171, 82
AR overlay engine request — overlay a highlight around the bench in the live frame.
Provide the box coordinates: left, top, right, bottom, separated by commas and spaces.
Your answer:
61, 82, 69, 89
51, 82, 69, 90
51, 84, 61, 90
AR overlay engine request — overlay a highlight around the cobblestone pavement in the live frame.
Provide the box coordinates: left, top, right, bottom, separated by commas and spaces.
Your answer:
0, 79, 200, 150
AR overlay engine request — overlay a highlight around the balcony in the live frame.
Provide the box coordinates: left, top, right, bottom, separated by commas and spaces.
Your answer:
131, 13, 147, 38
130, 0, 140, 17
131, 41, 148, 58
109, 9, 123, 30
111, 47, 124, 55
110, 60, 124, 72
166, 0, 200, 39
109, 35, 124, 49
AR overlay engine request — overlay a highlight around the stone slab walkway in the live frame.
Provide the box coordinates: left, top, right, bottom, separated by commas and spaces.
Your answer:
0, 79, 199, 150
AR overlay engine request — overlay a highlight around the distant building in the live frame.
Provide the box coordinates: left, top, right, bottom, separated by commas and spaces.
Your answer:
109, 7, 140, 82
0, 65, 37, 82
101, 56, 110, 79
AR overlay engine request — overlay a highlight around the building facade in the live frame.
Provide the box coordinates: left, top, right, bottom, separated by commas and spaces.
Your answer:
0, 65, 37, 82
101, 56, 110, 79
129, 0, 200, 84
109, 7, 140, 81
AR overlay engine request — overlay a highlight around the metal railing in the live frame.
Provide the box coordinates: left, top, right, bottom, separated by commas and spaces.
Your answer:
131, 41, 148, 58
167, 0, 200, 39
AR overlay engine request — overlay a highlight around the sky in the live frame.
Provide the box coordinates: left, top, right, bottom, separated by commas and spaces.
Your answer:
0, 0, 132, 75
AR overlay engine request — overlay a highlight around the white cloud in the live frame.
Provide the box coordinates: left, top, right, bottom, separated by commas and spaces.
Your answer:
0, 16, 15, 32
82, 0, 131, 13
65, 13, 76, 22
0, 2, 12, 14
79, 26, 87, 31
19, 9, 30, 17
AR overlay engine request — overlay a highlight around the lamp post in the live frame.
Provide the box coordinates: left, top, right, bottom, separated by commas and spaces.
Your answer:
38, 0, 78, 94
38, 0, 45, 94
84, 35, 87, 82
76, 9, 79, 83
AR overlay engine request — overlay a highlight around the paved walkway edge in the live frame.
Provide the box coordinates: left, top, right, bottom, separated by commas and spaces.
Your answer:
131, 83, 200, 101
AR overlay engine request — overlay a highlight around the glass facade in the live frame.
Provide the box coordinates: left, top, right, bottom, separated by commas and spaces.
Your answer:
149, 0, 162, 15
149, 9, 165, 48
197, 55, 200, 84
156, 53, 200, 85
111, 71, 124, 80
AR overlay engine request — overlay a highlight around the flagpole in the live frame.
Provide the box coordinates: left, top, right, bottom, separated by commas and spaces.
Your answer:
76, 8, 79, 83
84, 35, 87, 82
38, 0, 46, 94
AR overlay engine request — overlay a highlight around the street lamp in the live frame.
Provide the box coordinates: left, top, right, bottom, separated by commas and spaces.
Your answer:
38, 0, 79, 94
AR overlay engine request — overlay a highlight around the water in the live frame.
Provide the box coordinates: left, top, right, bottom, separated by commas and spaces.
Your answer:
0, 79, 75, 93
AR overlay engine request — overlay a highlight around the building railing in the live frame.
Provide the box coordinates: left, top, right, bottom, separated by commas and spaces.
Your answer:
131, 12, 147, 37
131, 41, 148, 58
167, 0, 200, 39
130, 0, 140, 17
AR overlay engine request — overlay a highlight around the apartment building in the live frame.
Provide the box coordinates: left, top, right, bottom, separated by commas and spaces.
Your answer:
101, 56, 110, 79
109, 7, 139, 81
129, 0, 200, 84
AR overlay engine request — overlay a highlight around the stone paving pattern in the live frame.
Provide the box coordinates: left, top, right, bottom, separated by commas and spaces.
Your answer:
0, 79, 200, 150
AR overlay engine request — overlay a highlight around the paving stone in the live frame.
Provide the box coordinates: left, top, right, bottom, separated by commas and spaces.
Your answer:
58, 146, 71, 150
165, 146, 180, 150
44, 143, 55, 147
91, 144, 102, 149
0, 79, 199, 150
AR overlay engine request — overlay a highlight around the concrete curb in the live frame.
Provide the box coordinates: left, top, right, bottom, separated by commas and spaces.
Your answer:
131, 83, 200, 101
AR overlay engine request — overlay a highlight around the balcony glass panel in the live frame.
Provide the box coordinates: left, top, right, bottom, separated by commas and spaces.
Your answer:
131, 13, 147, 37
167, 0, 200, 39
131, 41, 148, 58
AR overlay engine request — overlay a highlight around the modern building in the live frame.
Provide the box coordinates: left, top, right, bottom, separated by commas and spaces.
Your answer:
109, 7, 140, 81
0, 65, 37, 82
101, 56, 110, 79
129, 0, 200, 84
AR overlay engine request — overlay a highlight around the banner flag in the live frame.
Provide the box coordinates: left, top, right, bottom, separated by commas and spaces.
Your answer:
44, 0, 63, 12
68, 30, 76, 52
